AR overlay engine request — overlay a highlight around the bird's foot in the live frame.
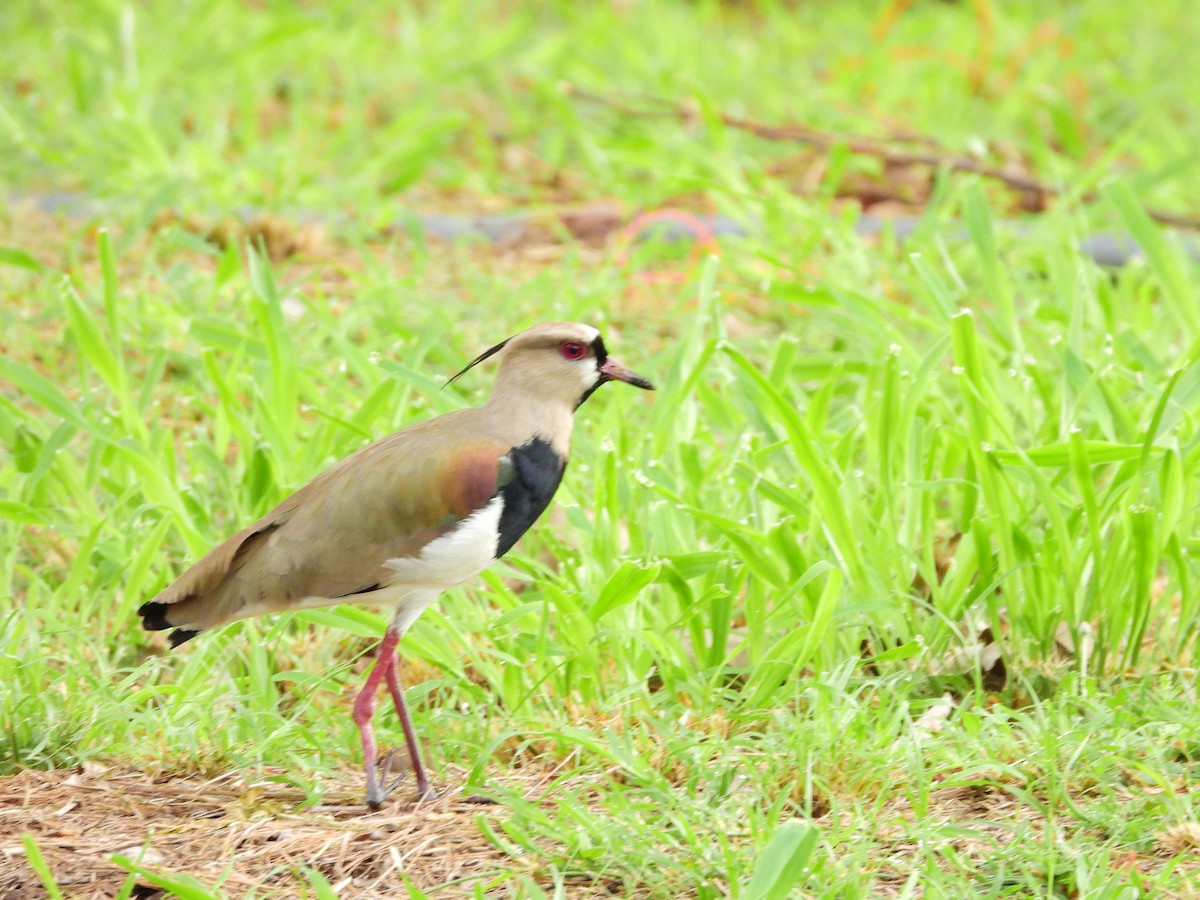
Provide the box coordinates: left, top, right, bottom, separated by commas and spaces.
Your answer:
365, 749, 437, 809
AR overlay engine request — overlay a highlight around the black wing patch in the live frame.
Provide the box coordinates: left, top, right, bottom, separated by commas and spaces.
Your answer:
495, 438, 565, 558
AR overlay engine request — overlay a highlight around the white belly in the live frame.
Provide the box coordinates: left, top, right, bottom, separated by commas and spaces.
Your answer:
382, 496, 503, 634
383, 495, 503, 589
296, 496, 504, 636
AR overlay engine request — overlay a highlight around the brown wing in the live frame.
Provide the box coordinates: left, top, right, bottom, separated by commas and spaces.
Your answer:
139, 416, 509, 642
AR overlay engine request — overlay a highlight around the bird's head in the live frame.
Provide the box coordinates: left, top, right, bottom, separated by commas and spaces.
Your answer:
451, 322, 654, 410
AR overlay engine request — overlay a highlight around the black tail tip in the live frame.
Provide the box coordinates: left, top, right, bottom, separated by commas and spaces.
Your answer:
138, 601, 202, 648
168, 628, 201, 647
137, 600, 172, 631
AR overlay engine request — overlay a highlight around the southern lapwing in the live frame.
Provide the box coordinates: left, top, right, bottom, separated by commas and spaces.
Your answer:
138, 322, 654, 808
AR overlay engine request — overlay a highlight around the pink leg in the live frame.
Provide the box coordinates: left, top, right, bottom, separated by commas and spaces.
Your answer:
384, 650, 435, 800
352, 625, 402, 810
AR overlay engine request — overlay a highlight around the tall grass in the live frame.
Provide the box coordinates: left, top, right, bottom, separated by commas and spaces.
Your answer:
3, 186, 1198, 893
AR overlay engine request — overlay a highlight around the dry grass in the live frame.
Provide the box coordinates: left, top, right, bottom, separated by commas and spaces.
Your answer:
0, 765, 623, 899
5, 761, 1195, 898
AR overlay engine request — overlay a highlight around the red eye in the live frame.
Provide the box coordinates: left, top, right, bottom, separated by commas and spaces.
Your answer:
560, 341, 587, 361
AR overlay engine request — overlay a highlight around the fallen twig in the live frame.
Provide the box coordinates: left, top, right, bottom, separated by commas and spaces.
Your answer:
567, 87, 1200, 231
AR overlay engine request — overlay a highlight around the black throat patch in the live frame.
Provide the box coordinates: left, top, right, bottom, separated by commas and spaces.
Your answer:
495, 437, 566, 558
575, 334, 611, 409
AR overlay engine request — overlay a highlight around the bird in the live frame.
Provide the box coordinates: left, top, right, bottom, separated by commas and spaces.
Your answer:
138, 322, 654, 809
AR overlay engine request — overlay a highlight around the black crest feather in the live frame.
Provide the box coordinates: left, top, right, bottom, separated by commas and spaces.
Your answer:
445, 336, 512, 387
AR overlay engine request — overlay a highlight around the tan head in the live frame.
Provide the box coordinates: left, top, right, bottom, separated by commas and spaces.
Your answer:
450, 322, 654, 410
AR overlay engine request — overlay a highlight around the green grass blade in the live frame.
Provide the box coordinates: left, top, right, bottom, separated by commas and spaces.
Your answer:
21, 834, 65, 900
743, 819, 819, 900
